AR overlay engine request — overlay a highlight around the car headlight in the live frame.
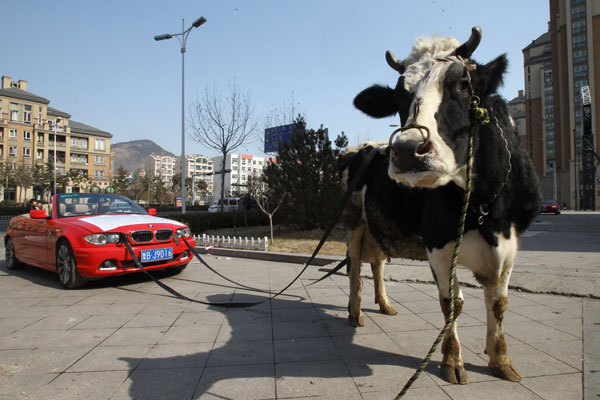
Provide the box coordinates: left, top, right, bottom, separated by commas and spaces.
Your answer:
84, 233, 121, 245
176, 227, 192, 238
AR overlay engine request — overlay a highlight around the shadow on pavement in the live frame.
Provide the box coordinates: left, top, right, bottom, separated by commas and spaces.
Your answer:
118, 294, 491, 399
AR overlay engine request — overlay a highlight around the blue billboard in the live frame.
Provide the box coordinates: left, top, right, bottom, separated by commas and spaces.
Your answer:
264, 123, 296, 153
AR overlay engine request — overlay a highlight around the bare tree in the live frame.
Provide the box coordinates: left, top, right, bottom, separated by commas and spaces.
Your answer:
189, 80, 258, 210
247, 174, 285, 244
264, 92, 304, 130
262, 92, 304, 153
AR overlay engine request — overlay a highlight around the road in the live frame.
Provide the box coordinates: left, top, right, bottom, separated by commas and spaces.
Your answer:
1, 211, 599, 297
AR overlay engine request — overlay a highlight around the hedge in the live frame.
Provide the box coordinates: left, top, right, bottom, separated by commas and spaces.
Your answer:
168, 210, 270, 234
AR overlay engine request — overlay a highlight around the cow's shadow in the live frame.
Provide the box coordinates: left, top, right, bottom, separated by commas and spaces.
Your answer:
118, 291, 488, 398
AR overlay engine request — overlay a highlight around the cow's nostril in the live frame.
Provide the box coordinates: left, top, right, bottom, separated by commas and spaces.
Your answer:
416, 140, 434, 156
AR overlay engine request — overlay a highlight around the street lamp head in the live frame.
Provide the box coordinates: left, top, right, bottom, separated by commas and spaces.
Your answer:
154, 33, 173, 41
192, 16, 207, 28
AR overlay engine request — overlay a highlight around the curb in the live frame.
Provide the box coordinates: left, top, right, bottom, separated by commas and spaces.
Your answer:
195, 246, 343, 267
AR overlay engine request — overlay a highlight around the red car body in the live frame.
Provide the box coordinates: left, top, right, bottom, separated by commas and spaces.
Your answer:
539, 200, 561, 215
5, 193, 195, 288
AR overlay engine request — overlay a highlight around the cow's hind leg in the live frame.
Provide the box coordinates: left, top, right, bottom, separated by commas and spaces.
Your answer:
371, 258, 397, 315
430, 259, 469, 385
483, 265, 522, 382
347, 225, 365, 327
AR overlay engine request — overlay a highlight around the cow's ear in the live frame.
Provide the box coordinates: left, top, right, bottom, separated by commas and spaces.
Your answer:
354, 85, 398, 118
477, 54, 508, 96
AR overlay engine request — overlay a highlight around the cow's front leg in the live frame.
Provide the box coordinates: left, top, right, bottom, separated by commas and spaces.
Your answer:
483, 265, 522, 382
347, 226, 365, 327
371, 259, 397, 315
430, 259, 469, 385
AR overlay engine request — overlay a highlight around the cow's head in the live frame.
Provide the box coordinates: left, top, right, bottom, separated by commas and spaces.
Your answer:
354, 27, 506, 189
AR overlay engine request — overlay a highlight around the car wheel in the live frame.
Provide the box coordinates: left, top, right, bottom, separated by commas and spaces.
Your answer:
169, 263, 188, 274
56, 241, 87, 289
5, 236, 25, 270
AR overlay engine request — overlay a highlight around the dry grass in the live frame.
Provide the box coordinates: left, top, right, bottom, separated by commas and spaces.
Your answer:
203, 225, 348, 256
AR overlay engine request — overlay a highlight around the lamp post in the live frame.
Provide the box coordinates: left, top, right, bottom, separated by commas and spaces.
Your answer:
154, 16, 207, 215
49, 117, 62, 195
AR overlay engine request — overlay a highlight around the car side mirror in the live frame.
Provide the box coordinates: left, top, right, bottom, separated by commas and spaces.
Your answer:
148, 208, 157, 216
29, 209, 49, 219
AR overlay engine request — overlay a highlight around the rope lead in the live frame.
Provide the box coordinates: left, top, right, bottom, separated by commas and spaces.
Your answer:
394, 123, 476, 400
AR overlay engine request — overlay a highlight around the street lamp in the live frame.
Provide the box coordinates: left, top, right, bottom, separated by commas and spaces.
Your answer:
154, 16, 207, 214
49, 117, 62, 195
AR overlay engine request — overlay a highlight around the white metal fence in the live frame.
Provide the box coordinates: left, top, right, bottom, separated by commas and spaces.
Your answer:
194, 234, 269, 251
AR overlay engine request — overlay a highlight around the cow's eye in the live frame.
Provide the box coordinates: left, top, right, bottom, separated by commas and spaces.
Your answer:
458, 79, 470, 93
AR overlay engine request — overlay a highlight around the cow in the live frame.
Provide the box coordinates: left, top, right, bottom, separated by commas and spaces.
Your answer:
338, 27, 541, 385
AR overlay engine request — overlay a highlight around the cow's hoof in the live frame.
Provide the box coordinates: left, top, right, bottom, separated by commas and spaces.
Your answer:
490, 361, 522, 382
440, 363, 469, 385
379, 303, 398, 316
348, 314, 364, 327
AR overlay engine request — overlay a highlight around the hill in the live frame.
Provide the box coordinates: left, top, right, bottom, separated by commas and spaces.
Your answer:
112, 140, 174, 174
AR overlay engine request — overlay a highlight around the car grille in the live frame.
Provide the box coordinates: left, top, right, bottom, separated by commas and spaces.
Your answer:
155, 229, 173, 241
130, 230, 153, 243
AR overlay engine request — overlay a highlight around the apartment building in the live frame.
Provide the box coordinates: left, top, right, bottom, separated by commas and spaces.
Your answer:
523, 0, 598, 208
212, 153, 267, 198
0, 76, 113, 200
174, 154, 214, 201
143, 154, 176, 184
508, 90, 527, 144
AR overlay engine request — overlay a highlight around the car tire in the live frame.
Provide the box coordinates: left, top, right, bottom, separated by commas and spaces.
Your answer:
5, 236, 25, 270
56, 241, 87, 289
169, 263, 188, 274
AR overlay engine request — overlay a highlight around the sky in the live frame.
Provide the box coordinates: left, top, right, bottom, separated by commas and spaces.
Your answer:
4, 0, 550, 159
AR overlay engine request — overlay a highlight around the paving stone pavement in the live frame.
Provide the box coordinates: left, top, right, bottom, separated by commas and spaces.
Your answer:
1, 250, 597, 400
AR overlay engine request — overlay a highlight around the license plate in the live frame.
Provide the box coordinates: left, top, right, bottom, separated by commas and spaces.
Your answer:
140, 247, 173, 262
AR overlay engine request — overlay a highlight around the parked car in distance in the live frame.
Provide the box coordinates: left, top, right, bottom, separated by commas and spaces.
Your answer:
539, 200, 561, 215
208, 197, 240, 213
5, 193, 195, 289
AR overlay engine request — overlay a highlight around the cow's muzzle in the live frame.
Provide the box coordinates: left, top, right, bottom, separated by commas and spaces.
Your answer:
390, 139, 436, 172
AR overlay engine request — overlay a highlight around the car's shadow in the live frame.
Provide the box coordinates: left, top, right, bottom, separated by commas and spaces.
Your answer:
0, 257, 187, 291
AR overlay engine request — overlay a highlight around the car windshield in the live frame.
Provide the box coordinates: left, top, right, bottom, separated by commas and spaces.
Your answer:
55, 193, 148, 218
543, 200, 556, 204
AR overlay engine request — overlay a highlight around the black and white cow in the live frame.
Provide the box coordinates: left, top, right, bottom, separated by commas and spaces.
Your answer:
339, 27, 541, 384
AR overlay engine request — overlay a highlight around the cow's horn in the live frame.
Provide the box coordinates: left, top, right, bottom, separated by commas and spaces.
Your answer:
454, 26, 482, 59
386, 50, 405, 74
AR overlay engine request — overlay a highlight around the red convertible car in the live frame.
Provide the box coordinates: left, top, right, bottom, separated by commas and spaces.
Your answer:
5, 193, 195, 288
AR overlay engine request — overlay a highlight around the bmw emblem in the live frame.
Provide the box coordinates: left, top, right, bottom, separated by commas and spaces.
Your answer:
148, 224, 154, 228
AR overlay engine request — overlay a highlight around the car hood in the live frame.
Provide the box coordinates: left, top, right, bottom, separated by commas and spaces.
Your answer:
66, 214, 187, 232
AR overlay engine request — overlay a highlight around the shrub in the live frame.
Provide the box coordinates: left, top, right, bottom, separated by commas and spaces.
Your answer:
168, 210, 269, 234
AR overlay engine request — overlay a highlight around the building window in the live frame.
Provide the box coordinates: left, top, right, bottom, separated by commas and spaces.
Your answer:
72, 137, 79, 147
9, 129, 17, 139
81, 155, 88, 164
23, 130, 31, 141
575, 79, 588, 88
37, 107, 43, 124
572, 20, 586, 33
10, 103, 19, 122
8, 146, 17, 156
574, 64, 587, 77
80, 138, 88, 149
24, 105, 32, 124
23, 147, 31, 157
37, 149, 43, 159
94, 170, 105, 178
72, 154, 79, 163
95, 139, 105, 151
94, 155, 105, 165
572, 34, 586, 48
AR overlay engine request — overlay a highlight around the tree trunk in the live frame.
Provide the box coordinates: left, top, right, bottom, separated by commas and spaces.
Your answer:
269, 214, 274, 244
220, 153, 227, 212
